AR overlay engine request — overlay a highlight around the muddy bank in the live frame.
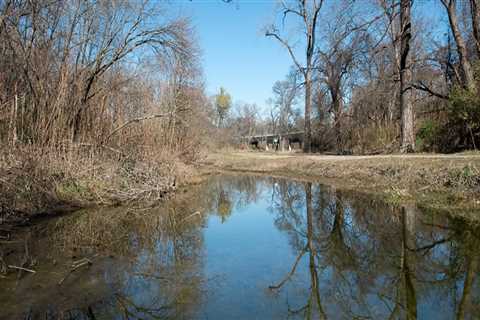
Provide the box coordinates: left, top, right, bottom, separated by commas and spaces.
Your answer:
201, 151, 480, 218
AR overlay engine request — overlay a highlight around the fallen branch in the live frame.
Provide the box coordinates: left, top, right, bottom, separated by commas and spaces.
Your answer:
72, 257, 93, 268
8, 265, 36, 273
58, 258, 92, 285
179, 211, 201, 223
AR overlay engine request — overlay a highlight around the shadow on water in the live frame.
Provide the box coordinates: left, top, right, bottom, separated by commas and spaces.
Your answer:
1, 174, 479, 319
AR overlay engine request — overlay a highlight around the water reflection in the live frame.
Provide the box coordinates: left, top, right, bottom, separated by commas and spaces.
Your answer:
268, 179, 479, 319
1, 175, 479, 319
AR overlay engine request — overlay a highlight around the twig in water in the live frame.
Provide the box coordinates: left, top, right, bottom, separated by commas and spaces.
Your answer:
179, 211, 201, 223
8, 265, 36, 273
58, 258, 92, 285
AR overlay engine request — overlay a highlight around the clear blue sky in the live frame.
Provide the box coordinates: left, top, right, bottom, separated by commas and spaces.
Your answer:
169, 0, 294, 110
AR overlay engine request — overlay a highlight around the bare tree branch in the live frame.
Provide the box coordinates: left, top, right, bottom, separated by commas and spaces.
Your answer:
265, 28, 305, 75
104, 113, 172, 143
411, 81, 449, 100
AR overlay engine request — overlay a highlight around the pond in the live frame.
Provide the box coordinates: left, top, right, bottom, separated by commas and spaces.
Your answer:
1, 174, 479, 319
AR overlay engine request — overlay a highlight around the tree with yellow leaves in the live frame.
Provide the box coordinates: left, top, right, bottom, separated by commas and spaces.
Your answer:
215, 87, 232, 128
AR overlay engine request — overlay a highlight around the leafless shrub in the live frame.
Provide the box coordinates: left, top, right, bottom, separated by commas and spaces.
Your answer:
0, 1, 216, 218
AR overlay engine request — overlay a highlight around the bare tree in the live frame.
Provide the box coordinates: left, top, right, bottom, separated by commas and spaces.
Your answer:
266, 0, 324, 153
377, 0, 402, 123
315, 6, 367, 153
266, 98, 280, 134
470, 0, 480, 58
441, 0, 476, 92
230, 102, 259, 137
399, 0, 415, 152
271, 69, 300, 134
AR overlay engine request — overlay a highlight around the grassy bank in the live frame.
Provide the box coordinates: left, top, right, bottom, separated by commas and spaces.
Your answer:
201, 151, 480, 218
4, 148, 480, 225
0, 146, 198, 226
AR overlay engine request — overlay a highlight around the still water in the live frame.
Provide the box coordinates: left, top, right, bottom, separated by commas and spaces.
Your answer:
1, 174, 479, 319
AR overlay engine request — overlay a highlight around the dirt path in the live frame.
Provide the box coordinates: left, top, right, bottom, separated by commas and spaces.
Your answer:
221, 151, 480, 161
201, 151, 480, 218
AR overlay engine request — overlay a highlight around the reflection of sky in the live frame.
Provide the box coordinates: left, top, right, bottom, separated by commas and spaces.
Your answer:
204, 192, 308, 319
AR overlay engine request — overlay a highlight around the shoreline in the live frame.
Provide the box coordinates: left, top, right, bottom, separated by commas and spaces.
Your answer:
3, 149, 480, 227
200, 151, 480, 220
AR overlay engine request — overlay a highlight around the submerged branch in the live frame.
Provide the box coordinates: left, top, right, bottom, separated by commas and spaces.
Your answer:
8, 265, 36, 273
58, 257, 93, 285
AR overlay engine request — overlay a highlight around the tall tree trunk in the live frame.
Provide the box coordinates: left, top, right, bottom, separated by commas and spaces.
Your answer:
443, 0, 476, 92
470, 0, 480, 58
304, 71, 312, 153
304, 17, 316, 154
330, 85, 343, 154
265, 0, 321, 153
400, 0, 415, 152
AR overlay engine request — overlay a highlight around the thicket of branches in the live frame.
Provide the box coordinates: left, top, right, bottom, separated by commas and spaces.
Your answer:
256, 0, 480, 154
3, 0, 479, 157
0, 0, 214, 160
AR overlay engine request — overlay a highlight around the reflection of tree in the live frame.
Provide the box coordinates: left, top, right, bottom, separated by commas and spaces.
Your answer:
110, 201, 206, 319
413, 213, 480, 320
269, 182, 326, 319
322, 193, 357, 272
217, 189, 232, 223
449, 216, 480, 320
457, 240, 478, 320
399, 206, 417, 320
269, 179, 480, 319
305, 182, 327, 319
203, 175, 264, 223
26, 175, 269, 318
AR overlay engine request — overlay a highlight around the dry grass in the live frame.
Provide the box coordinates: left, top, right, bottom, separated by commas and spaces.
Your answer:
0, 145, 196, 225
